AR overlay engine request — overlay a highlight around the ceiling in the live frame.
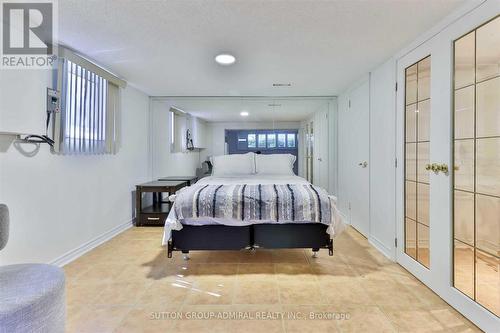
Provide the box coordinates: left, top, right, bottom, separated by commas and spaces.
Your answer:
58, 0, 465, 97
162, 97, 332, 122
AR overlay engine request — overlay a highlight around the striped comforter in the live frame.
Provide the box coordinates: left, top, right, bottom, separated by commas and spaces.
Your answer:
174, 184, 335, 224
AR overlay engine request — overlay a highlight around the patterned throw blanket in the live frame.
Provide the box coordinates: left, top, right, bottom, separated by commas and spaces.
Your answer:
173, 184, 336, 224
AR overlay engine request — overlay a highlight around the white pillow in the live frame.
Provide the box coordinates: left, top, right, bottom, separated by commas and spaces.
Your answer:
255, 154, 296, 175
211, 153, 255, 176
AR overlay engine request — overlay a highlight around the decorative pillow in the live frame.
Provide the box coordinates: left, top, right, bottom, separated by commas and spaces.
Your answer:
211, 153, 255, 176
255, 154, 296, 175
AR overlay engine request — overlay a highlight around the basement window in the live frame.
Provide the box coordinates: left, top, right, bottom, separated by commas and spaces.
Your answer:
53, 48, 126, 154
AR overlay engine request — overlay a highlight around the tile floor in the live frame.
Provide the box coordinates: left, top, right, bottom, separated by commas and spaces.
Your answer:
64, 226, 481, 332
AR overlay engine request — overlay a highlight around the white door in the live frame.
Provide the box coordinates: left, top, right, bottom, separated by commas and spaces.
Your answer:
315, 109, 330, 190
396, 13, 499, 331
342, 79, 370, 236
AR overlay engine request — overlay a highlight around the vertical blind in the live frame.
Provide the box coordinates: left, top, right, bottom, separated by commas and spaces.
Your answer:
53, 53, 122, 155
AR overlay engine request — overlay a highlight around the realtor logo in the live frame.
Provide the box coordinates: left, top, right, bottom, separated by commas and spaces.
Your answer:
1, 0, 57, 69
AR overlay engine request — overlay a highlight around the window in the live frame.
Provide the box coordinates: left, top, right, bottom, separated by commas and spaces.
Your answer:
247, 134, 256, 148
267, 133, 276, 148
237, 134, 247, 150
258, 134, 266, 148
287, 133, 296, 147
277, 133, 286, 147
53, 47, 125, 154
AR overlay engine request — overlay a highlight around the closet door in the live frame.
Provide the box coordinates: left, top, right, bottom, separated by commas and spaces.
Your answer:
452, 17, 499, 317
341, 79, 370, 236
396, 45, 436, 290
396, 13, 499, 331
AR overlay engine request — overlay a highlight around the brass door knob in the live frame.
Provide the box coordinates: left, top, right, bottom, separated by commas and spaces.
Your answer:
438, 163, 449, 174
426, 163, 449, 174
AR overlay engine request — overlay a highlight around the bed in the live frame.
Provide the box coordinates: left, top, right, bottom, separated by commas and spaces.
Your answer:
162, 153, 345, 258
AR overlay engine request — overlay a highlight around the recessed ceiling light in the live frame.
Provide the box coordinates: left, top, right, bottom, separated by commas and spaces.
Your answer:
215, 53, 236, 65
240, 111, 249, 117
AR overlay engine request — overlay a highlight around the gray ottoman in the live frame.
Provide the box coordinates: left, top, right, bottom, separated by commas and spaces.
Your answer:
0, 264, 65, 333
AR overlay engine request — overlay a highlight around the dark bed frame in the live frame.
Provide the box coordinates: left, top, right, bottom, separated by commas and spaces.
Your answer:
167, 223, 333, 258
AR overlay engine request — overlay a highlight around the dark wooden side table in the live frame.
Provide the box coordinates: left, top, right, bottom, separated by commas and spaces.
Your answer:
135, 180, 187, 226
157, 176, 198, 186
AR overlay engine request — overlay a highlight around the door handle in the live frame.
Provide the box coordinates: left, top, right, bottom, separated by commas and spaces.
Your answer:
358, 161, 368, 168
318, 158, 322, 162
425, 163, 449, 174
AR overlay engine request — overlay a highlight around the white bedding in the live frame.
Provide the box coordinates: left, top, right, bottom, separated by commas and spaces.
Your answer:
161, 175, 344, 246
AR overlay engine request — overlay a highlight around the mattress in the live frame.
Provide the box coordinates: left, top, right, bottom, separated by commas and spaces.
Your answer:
162, 175, 345, 245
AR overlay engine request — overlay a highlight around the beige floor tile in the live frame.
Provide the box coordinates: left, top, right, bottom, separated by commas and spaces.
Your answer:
63, 226, 480, 332
206, 250, 244, 263
335, 306, 396, 333
72, 263, 128, 284
359, 278, 424, 308
381, 307, 446, 332
197, 263, 239, 276
271, 249, 309, 264
66, 281, 108, 305
282, 305, 341, 333
67, 305, 133, 333
185, 279, 236, 305
113, 305, 178, 333
311, 262, 358, 282
237, 263, 275, 276
429, 308, 482, 332
93, 282, 152, 306
239, 249, 274, 263
318, 278, 373, 306
234, 279, 280, 304
278, 281, 324, 304
138, 280, 192, 306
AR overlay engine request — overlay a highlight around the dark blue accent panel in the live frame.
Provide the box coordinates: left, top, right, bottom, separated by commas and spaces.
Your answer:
225, 129, 299, 175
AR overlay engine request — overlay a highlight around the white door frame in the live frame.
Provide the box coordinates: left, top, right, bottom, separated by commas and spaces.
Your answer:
395, 3, 500, 331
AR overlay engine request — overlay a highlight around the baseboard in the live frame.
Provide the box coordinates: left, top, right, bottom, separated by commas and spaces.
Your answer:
337, 209, 350, 225
368, 236, 395, 261
50, 219, 133, 267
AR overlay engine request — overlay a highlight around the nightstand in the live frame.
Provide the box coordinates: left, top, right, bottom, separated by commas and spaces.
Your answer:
157, 176, 198, 186
135, 180, 187, 226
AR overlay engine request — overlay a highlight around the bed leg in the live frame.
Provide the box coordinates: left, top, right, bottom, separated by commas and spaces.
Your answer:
328, 239, 334, 256
182, 250, 190, 260
167, 241, 173, 258
312, 250, 319, 258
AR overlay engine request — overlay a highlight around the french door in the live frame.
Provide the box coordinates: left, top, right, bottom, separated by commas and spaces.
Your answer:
396, 14, 499, 331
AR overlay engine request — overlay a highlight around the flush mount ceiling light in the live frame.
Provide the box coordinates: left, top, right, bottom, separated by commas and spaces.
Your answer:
215, 53, 236, 65
240, 111, 249, 117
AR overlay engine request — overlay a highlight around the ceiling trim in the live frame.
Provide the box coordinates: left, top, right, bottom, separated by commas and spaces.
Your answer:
150, 95, 336, 100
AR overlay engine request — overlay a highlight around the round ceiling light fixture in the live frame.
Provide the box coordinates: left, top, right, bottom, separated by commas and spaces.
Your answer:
215, 53, 236, 65
240, 111, 249, 117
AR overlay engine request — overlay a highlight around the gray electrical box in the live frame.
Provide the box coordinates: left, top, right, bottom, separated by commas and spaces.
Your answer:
47, 88, 60, 113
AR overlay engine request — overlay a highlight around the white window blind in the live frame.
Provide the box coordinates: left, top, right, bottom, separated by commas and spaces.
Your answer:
53, 48, 125, 154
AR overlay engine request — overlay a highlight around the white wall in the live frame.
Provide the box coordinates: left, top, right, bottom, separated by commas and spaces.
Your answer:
0, 82, 150, 265
369, 59, 397, 259
150, 100, 201, 179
